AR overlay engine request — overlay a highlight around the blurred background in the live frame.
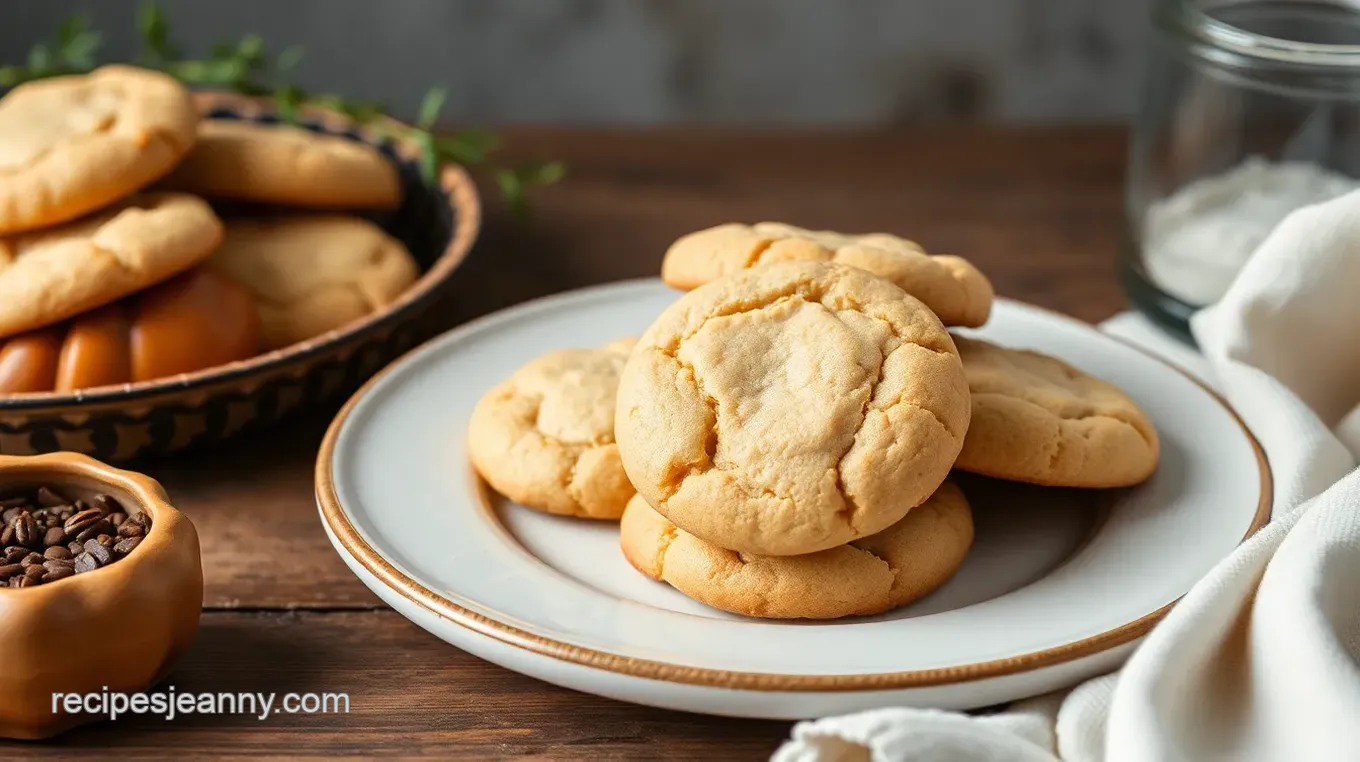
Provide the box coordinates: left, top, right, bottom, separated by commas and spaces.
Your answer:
3, 0, 1147, 125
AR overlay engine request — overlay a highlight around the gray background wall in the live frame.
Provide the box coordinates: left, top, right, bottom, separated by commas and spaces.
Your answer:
2, 0, 1151, 125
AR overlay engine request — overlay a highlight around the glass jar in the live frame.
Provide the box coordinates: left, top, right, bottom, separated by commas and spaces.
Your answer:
1123, 0, 1360, 335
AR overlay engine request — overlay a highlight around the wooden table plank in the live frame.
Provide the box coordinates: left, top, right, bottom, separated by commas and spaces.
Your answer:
10, 611, 787, 760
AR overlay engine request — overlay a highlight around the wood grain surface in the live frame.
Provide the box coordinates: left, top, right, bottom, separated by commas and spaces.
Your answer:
0, 126, 1128, 760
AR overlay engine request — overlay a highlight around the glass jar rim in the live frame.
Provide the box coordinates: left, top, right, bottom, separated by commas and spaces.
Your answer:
1162, 0, 1360, 67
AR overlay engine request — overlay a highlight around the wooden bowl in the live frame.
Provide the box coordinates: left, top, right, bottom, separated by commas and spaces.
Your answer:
0, 93, 481, 461
0, 452, 202, 740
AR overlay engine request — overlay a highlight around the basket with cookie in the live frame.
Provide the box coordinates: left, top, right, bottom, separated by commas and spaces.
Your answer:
467, 222, 1159, 620
0, 63, 479, 460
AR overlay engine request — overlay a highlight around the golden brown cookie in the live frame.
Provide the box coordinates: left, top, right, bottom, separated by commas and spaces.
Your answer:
621, 481, 974, 619
0, 193, 223, 339
0, 65, 199, 235
159, 120, 402, 209
953, 335, 1159, 487
662, 222, 993, 327
469, 338, 638, 519
616, 260, 970, 556
206, 216, 419, 349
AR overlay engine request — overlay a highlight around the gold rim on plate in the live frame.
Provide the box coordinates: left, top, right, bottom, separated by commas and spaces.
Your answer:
314, 292, 1272, 693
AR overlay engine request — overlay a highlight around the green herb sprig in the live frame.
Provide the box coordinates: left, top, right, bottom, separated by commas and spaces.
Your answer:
0, 2, 563, 211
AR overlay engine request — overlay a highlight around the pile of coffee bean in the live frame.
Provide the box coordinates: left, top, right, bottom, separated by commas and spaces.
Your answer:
0, 487, 152, 588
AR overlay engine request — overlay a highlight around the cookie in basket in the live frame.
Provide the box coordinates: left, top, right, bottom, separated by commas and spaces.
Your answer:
206, 216, 419, 350
621, 481, 973, 619
160, 120, 402, 209
0, 66, 199, 235
616, 260, 970, 556
662, 222, 994, 327
0, 193, 223, 339
952, 335, 1159, 487
469, 338, 638, 519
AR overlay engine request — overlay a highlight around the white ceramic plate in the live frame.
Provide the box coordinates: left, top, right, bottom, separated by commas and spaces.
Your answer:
316, 279, 1269, 719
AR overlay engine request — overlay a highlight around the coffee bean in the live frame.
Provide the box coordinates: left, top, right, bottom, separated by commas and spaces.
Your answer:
73, 552, 99, 573
112, 536, 142, 557
117, 522, 144, 539
83, 540, 111, 566
62, 509, 101, 537
43, 545, 71, 560
75, 519, 111, 543
12, 514, 39, 547
43, 557, 74, 572
0, 485, 146, 587
35, 487, 68, 508
91, 494, 120, 515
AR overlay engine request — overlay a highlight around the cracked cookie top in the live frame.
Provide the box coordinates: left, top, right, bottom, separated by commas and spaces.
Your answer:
469, 338, 638, 519
620, 481, 973, 619
0, 192, 223, 339
616, 261, 970, 556
952, 336, 1159, 487
0, 66, 199, 235
661, 222, 994, 328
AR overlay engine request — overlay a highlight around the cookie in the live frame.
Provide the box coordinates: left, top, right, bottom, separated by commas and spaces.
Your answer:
952, 335, 1159, 487
0, 193, 223, 339
469, 338, 638, 519
616, 260, 970, 556
0, 65, 199, 235
661, 222, 993, 327
621, 481, 973, 619
206, 216, 419, 349
160, 120, 402, 209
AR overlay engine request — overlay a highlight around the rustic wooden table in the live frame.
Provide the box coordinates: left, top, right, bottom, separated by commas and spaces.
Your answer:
8, 126, 1128, 760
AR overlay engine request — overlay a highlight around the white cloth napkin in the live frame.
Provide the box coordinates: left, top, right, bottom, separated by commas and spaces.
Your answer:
773, 189, 1360, 762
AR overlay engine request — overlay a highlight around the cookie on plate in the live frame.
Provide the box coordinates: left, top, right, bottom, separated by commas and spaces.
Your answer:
469, 338, 638, 519
662, 222, 994, 327
206, 216, 419, 349
0, 193, 223, 339
621, 481, 973, 619
616, 260, 970, 556
0, 65, 199, 235
952, 335, 1159, 487
160, 120, 402, 209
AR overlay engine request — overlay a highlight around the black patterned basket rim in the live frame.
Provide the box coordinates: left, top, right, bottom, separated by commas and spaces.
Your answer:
0, 91, 481, 412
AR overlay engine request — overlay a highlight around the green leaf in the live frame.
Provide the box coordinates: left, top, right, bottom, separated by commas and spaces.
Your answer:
62, 31, 103, 69
494, 168, 528, 216
56, 13, 92, 48
415, 131, 440, 184
522, 160, 566, 187
210, 40, 235, 60
137, 1, 169, 58
276, 45, 305, 72
26, 44, 51, 73
275, 84, 307, 123
236, 34, 264, 64
417, 87, 446, 130
0, 66, 26, 87
435, 130, 501, 165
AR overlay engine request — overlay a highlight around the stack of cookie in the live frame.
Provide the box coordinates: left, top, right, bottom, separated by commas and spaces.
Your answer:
469, 223, 1159, 620
0, 65, 419, 393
